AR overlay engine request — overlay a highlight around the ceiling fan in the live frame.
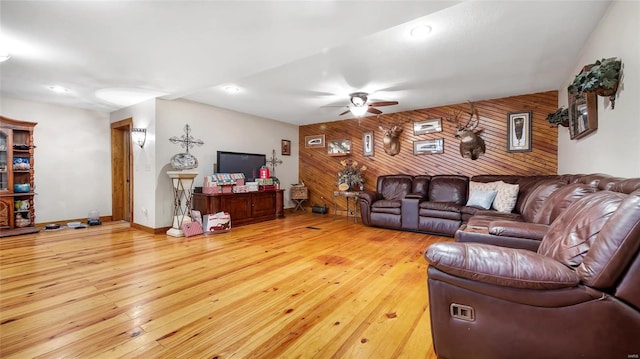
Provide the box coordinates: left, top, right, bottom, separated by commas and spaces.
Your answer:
339, 92, 399, 117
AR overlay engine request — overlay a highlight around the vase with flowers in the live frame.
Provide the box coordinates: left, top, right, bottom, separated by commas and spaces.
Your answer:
336, 159, 367, 191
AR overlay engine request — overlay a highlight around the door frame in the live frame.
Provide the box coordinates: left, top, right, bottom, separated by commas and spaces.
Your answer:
111, 118, 134, 222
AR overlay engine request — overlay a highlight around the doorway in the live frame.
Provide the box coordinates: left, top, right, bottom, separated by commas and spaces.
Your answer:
111, 118, 134, 222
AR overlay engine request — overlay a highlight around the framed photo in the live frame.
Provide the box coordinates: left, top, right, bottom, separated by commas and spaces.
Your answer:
281, 139, 291, 156
305, 134, 325, 148
413, 118, 442, 135
362, 131, 374, 157
568, 91, 598, 140
327, 139, 351, 156
414, 138, 444, 155
507, 111, 532, 152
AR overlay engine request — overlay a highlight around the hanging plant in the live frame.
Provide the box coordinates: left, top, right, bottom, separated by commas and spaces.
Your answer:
546, 107, 569, 128
567, 57, 622, 109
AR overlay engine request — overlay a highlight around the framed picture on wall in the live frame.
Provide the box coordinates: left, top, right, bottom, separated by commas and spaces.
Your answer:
568, 91, 598, 140
413, 118, 442, 135
327, 139, 351, 156
413, 138, 444, 155
304, 135, 325, 148
506, 111, 532, 152
281, 139, 291, 155
362, 131, 374, 156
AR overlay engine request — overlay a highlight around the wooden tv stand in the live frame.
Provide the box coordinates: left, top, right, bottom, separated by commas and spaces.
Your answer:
192, 189, 284, 227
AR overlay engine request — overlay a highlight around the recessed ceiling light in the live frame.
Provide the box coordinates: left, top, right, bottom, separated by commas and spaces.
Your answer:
410, 25, 432, 39
224, 86, 241, 93
48, 85, 69, 93
0, 52, 10, 62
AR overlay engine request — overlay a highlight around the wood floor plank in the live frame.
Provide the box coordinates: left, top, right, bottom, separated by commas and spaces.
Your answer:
0, 215, 445, 358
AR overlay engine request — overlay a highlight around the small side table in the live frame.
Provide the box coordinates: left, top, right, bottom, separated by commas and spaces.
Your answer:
291, 185, 308, 212
166, 170, 198, 237
333, 190, 361, 223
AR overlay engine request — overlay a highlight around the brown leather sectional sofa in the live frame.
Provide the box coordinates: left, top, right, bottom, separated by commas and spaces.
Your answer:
420, 174, 640, 358
359, 173, 639, 247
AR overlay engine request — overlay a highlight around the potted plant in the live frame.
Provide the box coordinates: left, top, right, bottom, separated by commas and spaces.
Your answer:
567, 57, 622, 108
546, 107, 569, 128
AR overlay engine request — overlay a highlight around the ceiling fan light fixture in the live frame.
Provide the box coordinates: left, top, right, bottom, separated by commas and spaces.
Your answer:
349, 92, 368, 107
350, 105, 368, 117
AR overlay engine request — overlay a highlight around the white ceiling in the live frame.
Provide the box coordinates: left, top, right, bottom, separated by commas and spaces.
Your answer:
1, 1, 611, 126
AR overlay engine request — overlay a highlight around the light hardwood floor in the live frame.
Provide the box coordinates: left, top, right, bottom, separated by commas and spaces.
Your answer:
1, 213, 449, 358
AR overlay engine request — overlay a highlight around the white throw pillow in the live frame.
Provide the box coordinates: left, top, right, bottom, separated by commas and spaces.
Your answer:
492, 181, 520, 213
466, 189, 498, 209
469, 181, 499, 193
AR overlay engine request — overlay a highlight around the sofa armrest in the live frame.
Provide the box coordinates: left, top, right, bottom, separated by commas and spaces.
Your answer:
424, 242, 579, 290
488, 221, 549, 240
405, 192, 425, 200
358, 191, 380, 206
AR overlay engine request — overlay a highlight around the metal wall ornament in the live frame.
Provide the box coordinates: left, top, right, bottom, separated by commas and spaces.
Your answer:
169, 124, 204, 170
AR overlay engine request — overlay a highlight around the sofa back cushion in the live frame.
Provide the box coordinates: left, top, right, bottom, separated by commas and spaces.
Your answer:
412, 175, 431, 199
538, 191, 626, 268
577, 191, 640, 292
533, 183, 598, 225
515, 176, 565, 214
377, 175, 413, 201
428, 175, 469, 205
519, 179, 567, 222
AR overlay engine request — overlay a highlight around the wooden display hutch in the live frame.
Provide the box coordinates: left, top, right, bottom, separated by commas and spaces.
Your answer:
193, 189, 284, 228
1, 116, 38, 237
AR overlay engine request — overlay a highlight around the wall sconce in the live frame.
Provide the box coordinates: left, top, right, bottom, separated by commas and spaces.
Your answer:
131, 128, 147, 148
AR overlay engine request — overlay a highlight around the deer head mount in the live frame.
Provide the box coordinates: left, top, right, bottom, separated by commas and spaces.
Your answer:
444, 101, 486, 160
378, 115, 406, 156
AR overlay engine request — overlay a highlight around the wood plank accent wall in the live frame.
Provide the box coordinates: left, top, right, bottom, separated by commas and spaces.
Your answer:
299, 91, 558, 210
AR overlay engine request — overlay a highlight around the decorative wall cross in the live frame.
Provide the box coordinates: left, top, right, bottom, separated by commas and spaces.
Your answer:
267, 149, 283, 175
169, 124, 204, 153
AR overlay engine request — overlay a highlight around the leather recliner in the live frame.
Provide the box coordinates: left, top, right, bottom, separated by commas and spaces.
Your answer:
423, 186, 640, 359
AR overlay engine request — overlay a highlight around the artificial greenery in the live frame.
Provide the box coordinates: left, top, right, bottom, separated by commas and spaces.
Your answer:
546, 107, 569, 128
568, 57, 622, 94
336, 159, 367, 188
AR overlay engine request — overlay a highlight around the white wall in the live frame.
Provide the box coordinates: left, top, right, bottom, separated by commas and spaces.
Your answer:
154, 99, 299, 227
558, 1, 640, 177
1, 96, 112, 222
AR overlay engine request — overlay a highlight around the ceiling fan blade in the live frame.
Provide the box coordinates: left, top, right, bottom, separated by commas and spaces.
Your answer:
367, 107, 383, 115
339, 109, 351, 116
370, 101, 399, 107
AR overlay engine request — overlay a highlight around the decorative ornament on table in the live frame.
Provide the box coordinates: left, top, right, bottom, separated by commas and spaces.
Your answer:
336, 159, 367, 190
169, 124, 204, 170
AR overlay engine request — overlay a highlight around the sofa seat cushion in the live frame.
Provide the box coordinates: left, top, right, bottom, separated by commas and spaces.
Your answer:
372, 199, 401, 208
488, 221, 549, 240
425, 242, 580, 289
420, 201, 462, 212
467, 213, 522, 228
371, 207, 401, 215
419, 209, 461, 220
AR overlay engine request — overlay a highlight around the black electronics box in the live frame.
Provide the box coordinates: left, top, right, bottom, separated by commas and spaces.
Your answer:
312, 204, 328, 214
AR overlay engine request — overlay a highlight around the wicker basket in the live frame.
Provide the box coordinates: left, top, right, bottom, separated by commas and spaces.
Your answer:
291, 186, 309, 199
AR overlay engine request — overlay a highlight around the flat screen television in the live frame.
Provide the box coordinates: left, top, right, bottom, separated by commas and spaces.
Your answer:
216, 151, 266, 181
